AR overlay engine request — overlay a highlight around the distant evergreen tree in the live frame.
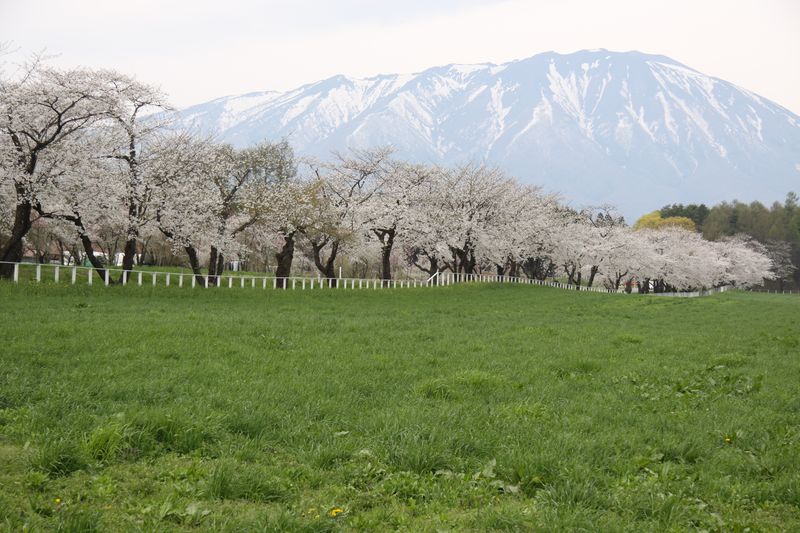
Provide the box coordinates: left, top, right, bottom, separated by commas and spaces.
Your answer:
700, 192, 800, 289
659, 203, 710, 230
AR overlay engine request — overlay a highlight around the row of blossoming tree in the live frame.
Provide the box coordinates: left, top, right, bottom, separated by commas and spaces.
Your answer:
0, 62, 774, 291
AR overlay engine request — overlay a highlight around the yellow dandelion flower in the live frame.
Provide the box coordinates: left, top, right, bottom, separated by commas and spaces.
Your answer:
54, 497, 61, 504
329, 507, 344, 518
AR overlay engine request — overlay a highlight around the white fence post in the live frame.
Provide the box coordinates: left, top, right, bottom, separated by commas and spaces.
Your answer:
54, 265, 59, 283
71, 266, 76, 285
153, 273, 157, 286
179, 274, 184, 287
35, 264, 41, 282
88, 268, 93, 285
138, 272, 142, 286
13, 263, 19, 283
104, 269, 109, 286
166, 273, 171, 287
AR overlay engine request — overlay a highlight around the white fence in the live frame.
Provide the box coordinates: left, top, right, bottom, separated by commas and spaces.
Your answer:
0, 261, 430, 290
747, 288, 800, 295
648, 285, 732, 298
0, 261, 732, 297
428, 270, 617, 293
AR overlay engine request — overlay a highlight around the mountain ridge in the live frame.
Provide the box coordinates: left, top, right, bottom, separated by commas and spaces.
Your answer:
175, 50, 800, 219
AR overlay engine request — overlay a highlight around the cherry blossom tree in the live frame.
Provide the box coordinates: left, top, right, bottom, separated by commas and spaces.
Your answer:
99, 73, 171, 277
201, 140, 296, 284
428, 163, 516, 275
300, 147, 391, 284
148, 132, 223, 285
0, 61, 111, 277
713, 235, 774, 288
363, 160, 431, 281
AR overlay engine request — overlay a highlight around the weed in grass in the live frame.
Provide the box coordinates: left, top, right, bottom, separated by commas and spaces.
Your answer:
416, 379, 456, 400
476, 506, 535, 531
614, 333, 644, 345
56, 507, 100, 533
206, 460, 287, 502
501, 453, 557, 497
385, 430, 455, 474
379, 471, 434, 503
84, 423, 124, 463
24, 470, 50, 492
127, 410, 215, 455
30, 439, 87, 477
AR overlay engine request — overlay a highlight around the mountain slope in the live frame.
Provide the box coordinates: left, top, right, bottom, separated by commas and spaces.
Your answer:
176, 50, 800, 218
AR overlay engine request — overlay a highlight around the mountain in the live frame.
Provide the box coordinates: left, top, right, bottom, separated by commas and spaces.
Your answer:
175, 50, 800, 219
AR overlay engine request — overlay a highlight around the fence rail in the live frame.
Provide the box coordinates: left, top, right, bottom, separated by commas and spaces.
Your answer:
0, 261, 737, 298
747, 288, 800, 295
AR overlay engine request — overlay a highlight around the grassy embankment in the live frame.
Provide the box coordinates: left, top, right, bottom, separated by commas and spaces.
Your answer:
0, 282, 798, 531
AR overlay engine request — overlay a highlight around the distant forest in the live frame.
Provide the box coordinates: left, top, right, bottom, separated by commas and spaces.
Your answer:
658, 192, 800, 290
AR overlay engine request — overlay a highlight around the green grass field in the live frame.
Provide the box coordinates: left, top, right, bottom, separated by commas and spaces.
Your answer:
0, 282, 798, 531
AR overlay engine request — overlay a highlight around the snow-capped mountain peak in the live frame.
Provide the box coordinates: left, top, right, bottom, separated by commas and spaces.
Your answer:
175, 50, 800, 218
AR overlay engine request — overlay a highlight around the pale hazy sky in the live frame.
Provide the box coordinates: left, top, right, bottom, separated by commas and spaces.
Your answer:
2, 0, 799, 112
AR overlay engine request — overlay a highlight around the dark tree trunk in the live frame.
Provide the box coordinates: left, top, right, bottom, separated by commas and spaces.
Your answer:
410, 250, 440, 283
612, 271, 628, 291
216, 254, 225, 279
311, 239, 338, 286
274, 230, 296, 289
157, 225, 206, 287
120, 237, 136, 277
522, 257, 553, 281
373, 227, 395, 281
465, 250, 476, 274
80, 234, 111, 283
0, 199, 33, 278
184, 245, 206, 287
118, 194, 141, 278
587, 265, 599, 287
639, 278, 650, 294
454, 247, 476, 275
208, 246, 223, 286
565, 264, 577, 286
